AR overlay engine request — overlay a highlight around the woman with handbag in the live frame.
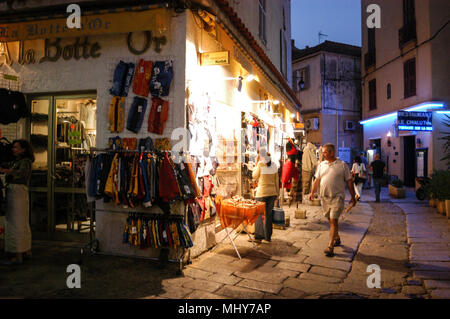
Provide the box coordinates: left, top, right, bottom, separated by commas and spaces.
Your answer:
0, 139, 34, 265
252, 148, 279, 243
351, 156, 366, 201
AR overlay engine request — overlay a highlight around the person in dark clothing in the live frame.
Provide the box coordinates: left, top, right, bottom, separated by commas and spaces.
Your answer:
369, 154, 386, 202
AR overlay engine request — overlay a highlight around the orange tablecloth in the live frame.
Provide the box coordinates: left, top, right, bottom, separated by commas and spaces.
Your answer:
215, 199, 266, 229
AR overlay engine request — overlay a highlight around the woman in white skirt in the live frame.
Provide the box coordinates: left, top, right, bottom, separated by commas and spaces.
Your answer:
351, 156, 367, 201
0, 139, 34, 265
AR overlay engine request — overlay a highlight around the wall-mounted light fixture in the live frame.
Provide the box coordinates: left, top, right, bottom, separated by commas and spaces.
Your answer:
387, 131, 392, 147
298, 77, 305, 90
224, 74, 256, 92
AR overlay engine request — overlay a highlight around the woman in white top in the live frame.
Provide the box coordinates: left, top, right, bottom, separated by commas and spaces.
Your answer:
351, 156, 367, 201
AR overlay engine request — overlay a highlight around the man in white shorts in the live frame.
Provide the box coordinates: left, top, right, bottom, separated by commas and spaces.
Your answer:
308, 143, 356, 257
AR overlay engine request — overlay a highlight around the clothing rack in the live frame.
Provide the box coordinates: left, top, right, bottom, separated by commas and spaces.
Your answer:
86, 148, 193, 273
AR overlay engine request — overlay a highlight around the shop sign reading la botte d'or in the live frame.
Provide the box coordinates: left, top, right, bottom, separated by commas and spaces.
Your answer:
0, 9, 170, 66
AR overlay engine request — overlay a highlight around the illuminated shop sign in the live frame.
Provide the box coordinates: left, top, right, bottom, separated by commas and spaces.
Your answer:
397, 111, 433, 131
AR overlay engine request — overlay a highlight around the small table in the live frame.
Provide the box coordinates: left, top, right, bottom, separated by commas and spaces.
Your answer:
214, 198, 269, 259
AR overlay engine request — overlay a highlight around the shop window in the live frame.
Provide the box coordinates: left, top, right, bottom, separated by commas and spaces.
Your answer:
365, 28, 376, 70
369, 79, 377, 110
404, 58, 416, 98
258, 0, 267, 45
403, 0, 415, 26
399, 0, 416, 47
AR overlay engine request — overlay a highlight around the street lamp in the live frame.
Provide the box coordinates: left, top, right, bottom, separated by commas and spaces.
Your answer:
298, 77, 305, 91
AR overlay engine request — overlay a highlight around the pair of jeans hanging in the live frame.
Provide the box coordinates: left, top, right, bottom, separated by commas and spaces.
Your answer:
149, 60, 173, 97
126, 97, 148, 133
110, 61, 135, 96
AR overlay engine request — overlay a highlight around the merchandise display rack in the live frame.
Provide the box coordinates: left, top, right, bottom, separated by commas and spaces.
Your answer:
86, 147, 192, 274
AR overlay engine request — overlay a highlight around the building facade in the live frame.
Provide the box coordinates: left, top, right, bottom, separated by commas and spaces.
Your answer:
0, 0, 300, 258
360, 0, 449, 187
292, 40, 362, 163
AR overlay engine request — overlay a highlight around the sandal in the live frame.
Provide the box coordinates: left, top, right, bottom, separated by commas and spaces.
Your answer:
334, 237, 341, 247
324, 246, 335, 257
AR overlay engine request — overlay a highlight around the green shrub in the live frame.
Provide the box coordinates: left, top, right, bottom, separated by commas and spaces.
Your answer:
426, 170, 450, 201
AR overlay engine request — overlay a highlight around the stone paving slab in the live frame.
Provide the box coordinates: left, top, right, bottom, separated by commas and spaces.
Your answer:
215, 284, 264, 299
234, 267, 298, 284
303, 256, 352, 272
145, 286, 193, 299
275, 261, 310, 273
430, 289, 450, 299
411, 261, 450, 272
283, 277, 342, 295
401, 285, 426, 295
237, 279, 283, 294
299, 272, 343, 283
414, 270, 450, 281
309, 266, 348, 279
182, 279, 224, 293
183, 267, 215, 279
161, 276, 195, 288
207, 273, 243, 285
185, 290, 228, 299
423, 280, 450, 289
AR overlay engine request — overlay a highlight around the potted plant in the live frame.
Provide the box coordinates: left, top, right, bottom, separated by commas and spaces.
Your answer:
429, 170, 450, 215
389, 179, 406, 198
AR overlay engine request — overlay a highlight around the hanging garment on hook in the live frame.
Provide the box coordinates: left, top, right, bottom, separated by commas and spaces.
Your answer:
0, 89, 28, 125
159, 152, 181, 203
133, 59, 153, 97
149, 60, 173, 97
110, 60, 135, 97
108, 97, 125, 133
104, 153, 120, 205
126, 96, 148, 134
148, 97, 169, 135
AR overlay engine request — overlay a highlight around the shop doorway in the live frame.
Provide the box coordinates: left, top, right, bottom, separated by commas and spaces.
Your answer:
403, 135, 416, 187
28, 93, 96, 241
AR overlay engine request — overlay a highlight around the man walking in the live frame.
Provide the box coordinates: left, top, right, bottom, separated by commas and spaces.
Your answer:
309, 143, 356, 257
369, 154, 386, 202
360, 151, 369, 189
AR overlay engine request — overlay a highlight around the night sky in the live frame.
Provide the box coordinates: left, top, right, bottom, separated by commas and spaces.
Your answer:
291, 0, 362, 49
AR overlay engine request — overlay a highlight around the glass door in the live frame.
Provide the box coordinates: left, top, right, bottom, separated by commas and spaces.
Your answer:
29, 93, 97, 241
29, 97, 52, 234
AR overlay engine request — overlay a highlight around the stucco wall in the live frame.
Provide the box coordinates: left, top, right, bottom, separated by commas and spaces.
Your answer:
227, 0, 292, 85
0, 9, 188, 258
294, 51, 361, 150
430, 0, 450, 105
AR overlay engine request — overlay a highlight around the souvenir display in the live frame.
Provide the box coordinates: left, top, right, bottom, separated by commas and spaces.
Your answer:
122, 213, 193, 249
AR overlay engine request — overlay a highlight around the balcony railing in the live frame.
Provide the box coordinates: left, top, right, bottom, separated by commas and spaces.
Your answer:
364, 51, 376, 71
399, 19, 417, 48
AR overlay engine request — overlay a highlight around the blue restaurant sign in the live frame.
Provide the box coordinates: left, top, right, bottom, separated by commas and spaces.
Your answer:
397, 111, 433, 131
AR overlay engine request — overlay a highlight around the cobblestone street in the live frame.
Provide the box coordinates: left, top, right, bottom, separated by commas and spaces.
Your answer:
1, 188, 449, 299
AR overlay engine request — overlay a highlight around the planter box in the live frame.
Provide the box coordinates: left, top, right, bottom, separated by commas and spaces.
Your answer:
437, 200, 446, 215
429, 199, 436, 207
389, 185, 406, 198
446, 200, 450, 219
